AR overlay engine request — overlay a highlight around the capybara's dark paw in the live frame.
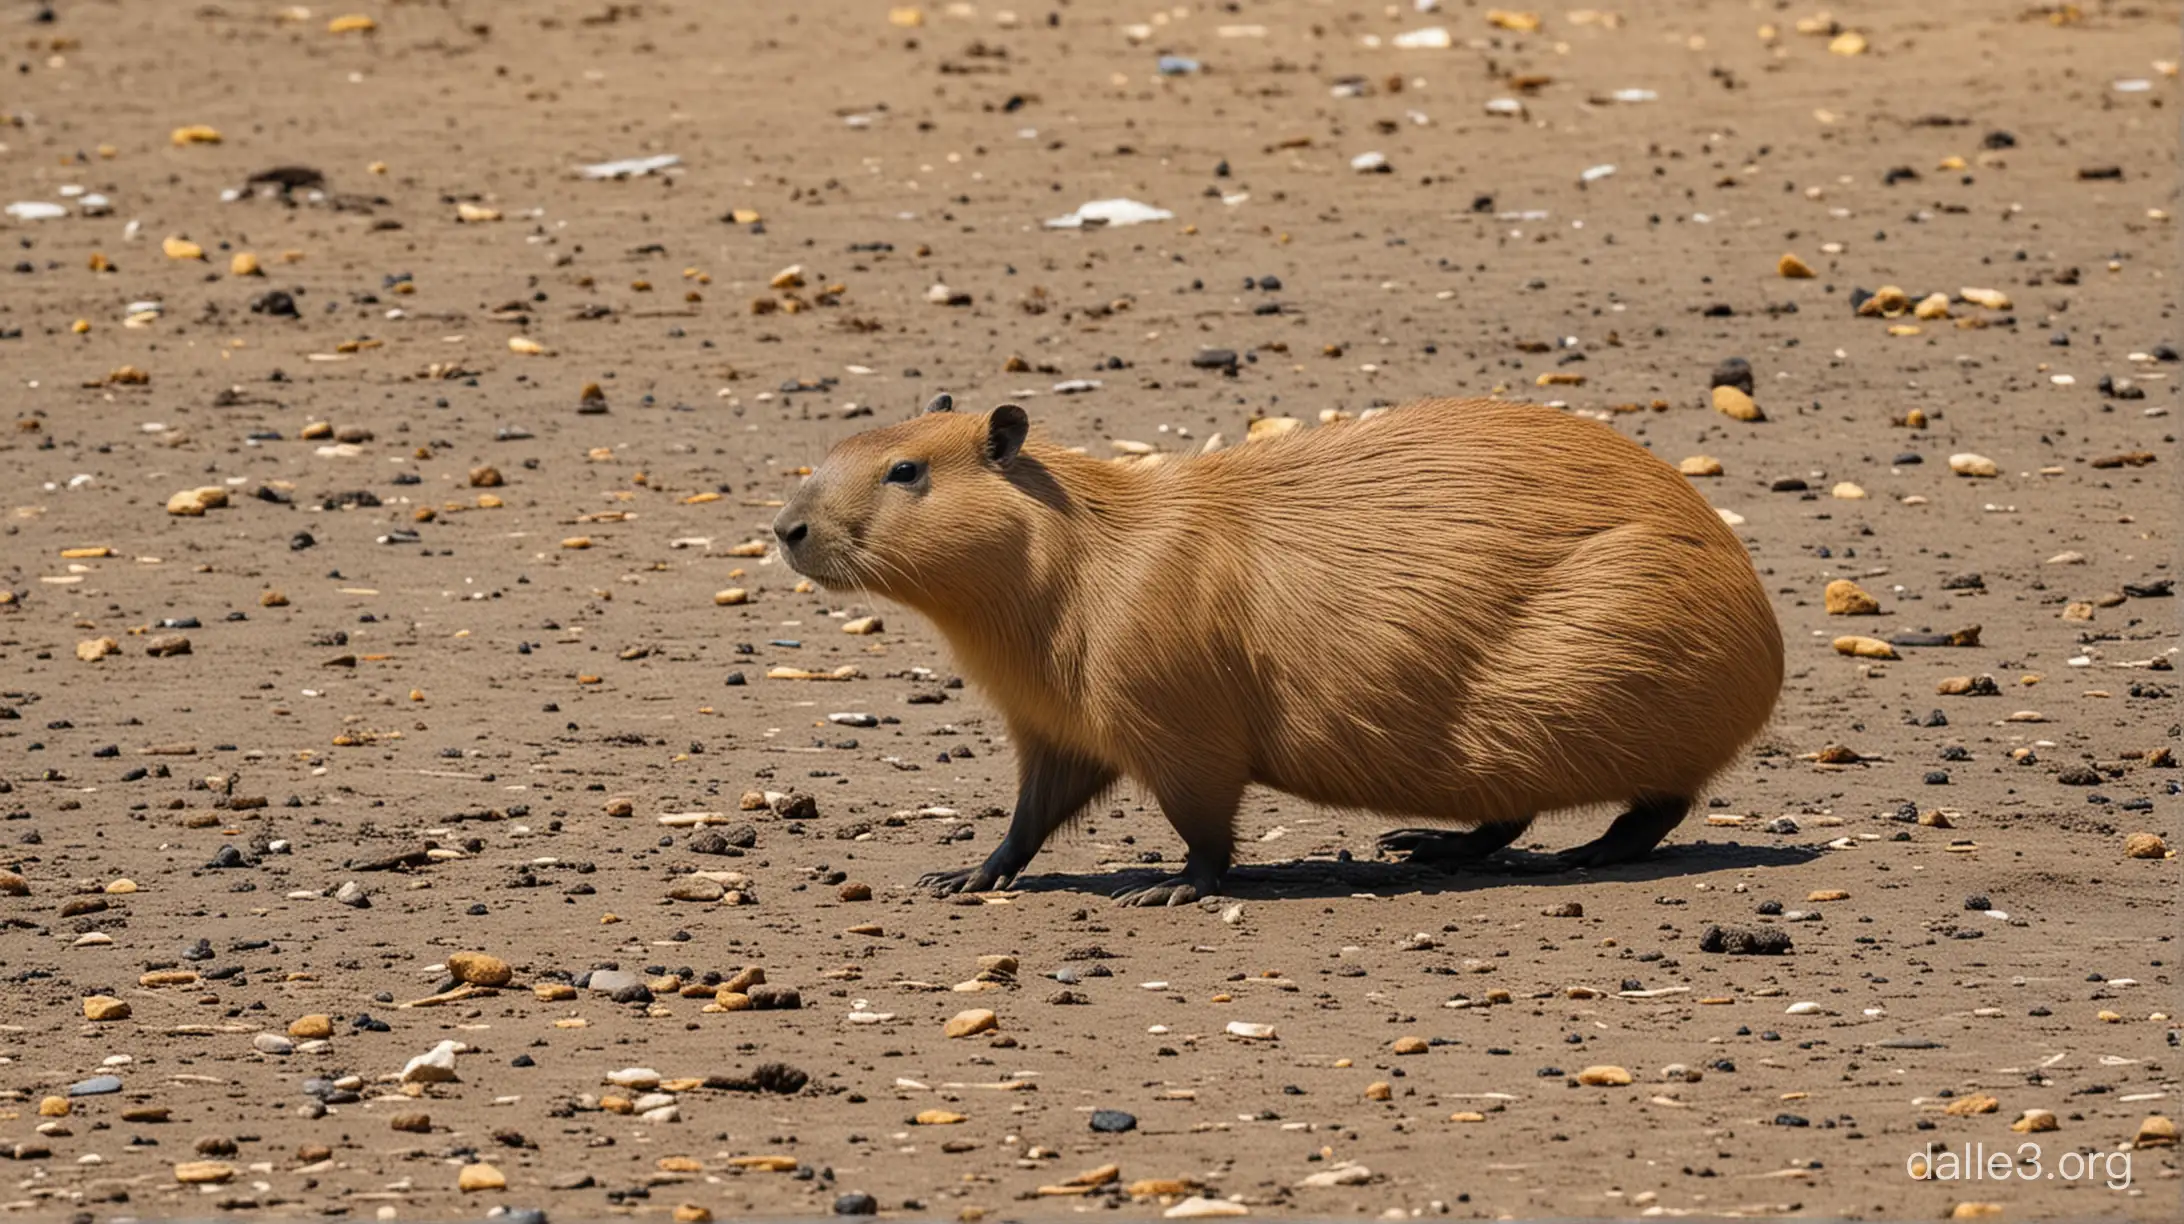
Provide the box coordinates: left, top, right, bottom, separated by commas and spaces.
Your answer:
917, 861, 1016, 896
1378, 827, 1459, 860
1377, 821, 1530, 868
1113, 877, 1202, 907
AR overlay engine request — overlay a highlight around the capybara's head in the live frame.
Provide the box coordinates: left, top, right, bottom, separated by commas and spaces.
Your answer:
774, 394, 1033, 608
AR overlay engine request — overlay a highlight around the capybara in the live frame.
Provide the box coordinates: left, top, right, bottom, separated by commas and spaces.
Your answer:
774, 394, 1784, 905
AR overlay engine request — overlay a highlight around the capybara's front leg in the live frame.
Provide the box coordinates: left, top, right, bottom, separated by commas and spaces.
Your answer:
920, 741, 1116, 896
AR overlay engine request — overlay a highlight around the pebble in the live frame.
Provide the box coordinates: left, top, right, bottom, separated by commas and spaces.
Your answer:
67, 1075, 123, 1097
1165, 1199, 1249, 1219
833, 1192, 879, 1215
946, 1008, 999, 1038
2010, 1108, 2059, 1133
1711, 385, 1763, 421
2124, 832, 2168, 859
1576, 1065, 1633, 1086
253, 1033, 295, 1055
448, 951, 514, 986
1824, 579, 1880, 615
668, 877, 726, 902
1698, 925, 1793, 955
1224, 1021, 1276, 1040
82, 995, 131, 1022
1833, 636, 1897, 660
459, 1162, 508, 1192
144, 633, 192, 657
173, 1160, 236, 1184
1090, 1108, 1138, 1133
1949, 453, 1999, 478
1778, 253, 1816, 278
400, 1040, 464, 1083
166, 486, 229, 516
2134, 1115, 2177, 1149
1391, 1036, 1429, 1055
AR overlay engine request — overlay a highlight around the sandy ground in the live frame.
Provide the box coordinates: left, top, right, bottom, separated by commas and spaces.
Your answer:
1, 0, 2180, 1219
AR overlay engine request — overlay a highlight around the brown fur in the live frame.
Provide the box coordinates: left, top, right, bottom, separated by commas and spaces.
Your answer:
775, 396, 1784, 903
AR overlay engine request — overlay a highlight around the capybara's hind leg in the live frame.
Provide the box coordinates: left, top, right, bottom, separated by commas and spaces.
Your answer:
1552, 795, 1691, 868
921, 742, 1117, 896
1115, 774, 1240, 907
1379, 818, 1534, 867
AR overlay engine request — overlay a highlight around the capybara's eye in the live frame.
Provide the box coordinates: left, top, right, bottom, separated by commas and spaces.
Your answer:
885, 460, 924, 485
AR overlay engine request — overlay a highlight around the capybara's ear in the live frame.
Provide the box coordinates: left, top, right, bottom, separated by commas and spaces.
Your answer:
985, 405, 1029, 467
922, 392, 955, 415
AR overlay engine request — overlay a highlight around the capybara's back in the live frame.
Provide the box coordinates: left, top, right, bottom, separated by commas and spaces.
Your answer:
1102, 398, 1785, 826
776, 395, 1786, 904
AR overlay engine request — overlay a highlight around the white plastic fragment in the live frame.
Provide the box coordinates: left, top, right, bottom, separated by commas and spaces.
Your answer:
576, 154, 681, 180
1043, 198, 1175, 229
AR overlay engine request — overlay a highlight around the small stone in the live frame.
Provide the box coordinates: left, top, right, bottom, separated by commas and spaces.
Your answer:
1576, 1065, 1633, 1086
67, 1076, 123, 1097
289, 1014, 333, 1039
73, 638, 114, 663
163, 235, 206, 261
1391, 1036, 1429, 1055
253, 1033, 295, 1055
1697, 924, 1793, 955
2010, 1109, 2059, 1133
448, 951, 514, 986
1833, 636, 1897, 660
166, 486, 228, 516
673, 1206, 714, 1224
1948, 1204, 2004, 1220
1949, 453, 1999, 478
668, 877, 726, 903
333, 880, 370, 908
145, 633, 192, 657
1711, 385, 1763, 422
606, 1068, 661, 1089
400, 1039, 463, 1084
38, 1096, 69, 1118
748, 984, 802, 1010
1945, 1094, 2000, 1117
82, 995, 131, 1022
1831, 481, 1866, 499
838, 880, 873, 902
833, 1192, 879, 1215
1824, 579, 1880, 615
1164, 1198, 1249, 1219
0, 869, 27, 895
714, 588, 750, 606
1960, 287, 2011, 310
230, 251, 261, 277
1778, 253, 1816, 278
842, 615, 884, 634
390, 1113, 432, 1133
459, 1162, 507, 1192
1246, 416, 1303, 442
946, 1008, 999, 1038
1364, 1081, 1392, 1101
1678, 455, 1723, 477
1224, 1021, 1276, 1040
914, 1109, 968, 1125
1090, 1108, 1138, 1133
2124, 832, 2168, 859
1937, 675, 2000, 696
173, 1160, 236, 1184
2134, 1115, 2177, 1149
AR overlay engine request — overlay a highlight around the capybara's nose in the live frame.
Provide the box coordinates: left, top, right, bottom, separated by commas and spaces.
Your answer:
775, 518, 808, 547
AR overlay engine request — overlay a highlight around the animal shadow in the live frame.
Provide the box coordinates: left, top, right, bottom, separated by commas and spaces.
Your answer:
1005, 841, 1830, 903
